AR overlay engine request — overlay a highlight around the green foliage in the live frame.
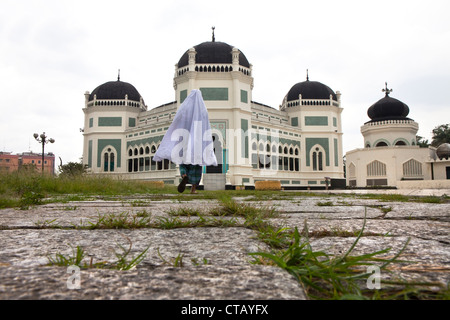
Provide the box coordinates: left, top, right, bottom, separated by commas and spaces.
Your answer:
0, 171, 176, 208
157, 248, 184, 267
85, 212, 152, 230
47, 237, 150, 271
431, 123, 450, 147
316, 201, 334, 206
250, 215, 413, 300
416, 135, 429, 148
58, 161, 88, 178
47, 245, 87, 268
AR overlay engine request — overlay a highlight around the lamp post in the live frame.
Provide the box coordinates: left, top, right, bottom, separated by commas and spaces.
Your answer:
33, 132, 55, 174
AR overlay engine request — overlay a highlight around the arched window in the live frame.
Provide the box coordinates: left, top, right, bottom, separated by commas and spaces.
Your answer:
103, 148, 115, 172
104, 153, 108, 172
348, 163, 356, 178
403, 159, 422, 177
367, 160, 386, 176
312, 147, 324, 171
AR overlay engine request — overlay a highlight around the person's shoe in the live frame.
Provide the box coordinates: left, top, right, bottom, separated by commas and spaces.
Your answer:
177, 175, 188, 193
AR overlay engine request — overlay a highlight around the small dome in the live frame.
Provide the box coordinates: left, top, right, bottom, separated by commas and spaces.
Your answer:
177, 41, 250, 68
89, 80, 142, 102
367, 96, 410, 122
436, 143, 450, 160
286, 80, 337, 102
366, 84, 411, 123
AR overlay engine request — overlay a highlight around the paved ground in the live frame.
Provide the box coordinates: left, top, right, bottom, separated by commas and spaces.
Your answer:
0, 189, 449, 300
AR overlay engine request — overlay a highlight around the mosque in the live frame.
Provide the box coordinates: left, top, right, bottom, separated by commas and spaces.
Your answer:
81, 31, 449, 189
345, 83, 450, 188
81, 31, 345, 189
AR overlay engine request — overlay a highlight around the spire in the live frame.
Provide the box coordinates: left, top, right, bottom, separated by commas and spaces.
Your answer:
306, 69, 309, 81
382, 82, 392, 96
212, 26, 215, 42
117, 69, 121, 81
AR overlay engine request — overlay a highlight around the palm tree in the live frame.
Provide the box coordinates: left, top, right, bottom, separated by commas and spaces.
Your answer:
431, 124, 450, 147
416, 135, 429, 148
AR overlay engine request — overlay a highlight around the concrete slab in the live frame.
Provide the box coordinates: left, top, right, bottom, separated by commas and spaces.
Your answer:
0, 192, 448, 300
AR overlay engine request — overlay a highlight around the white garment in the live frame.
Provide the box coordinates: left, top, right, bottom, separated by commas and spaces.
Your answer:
153, 90, 218, 166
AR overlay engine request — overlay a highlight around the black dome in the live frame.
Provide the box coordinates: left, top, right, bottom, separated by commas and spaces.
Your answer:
89, 80, 142, 102
178, 41, 250, 68
286, 80, 337, 102
367, 95, 411, 123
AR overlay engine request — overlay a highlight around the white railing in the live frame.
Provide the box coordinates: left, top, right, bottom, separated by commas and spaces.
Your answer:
283, 98, 339, 109
87, 99, 143, 109
363, 119, 418, 127
176, 64, 252, 76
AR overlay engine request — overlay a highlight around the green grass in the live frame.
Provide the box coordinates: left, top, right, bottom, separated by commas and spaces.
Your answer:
0, 171, 178, 209
47, 236, 150, 271
316, 200, 334, 206
250, 213, 448, 300
1, 170, 447, 209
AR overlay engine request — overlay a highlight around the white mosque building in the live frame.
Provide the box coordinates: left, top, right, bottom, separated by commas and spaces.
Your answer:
345, 84, 450, 188
81, 33, 345, 190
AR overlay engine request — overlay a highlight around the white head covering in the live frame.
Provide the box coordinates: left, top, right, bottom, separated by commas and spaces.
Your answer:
153, 90, 217, 166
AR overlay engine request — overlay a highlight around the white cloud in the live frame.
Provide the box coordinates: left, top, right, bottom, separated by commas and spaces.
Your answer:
1, 0, 449, 164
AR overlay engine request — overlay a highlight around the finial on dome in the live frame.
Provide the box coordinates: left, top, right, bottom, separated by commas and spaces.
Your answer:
117, 69, 121, 81
212, 26, 215, 42
382, 82, 392, 96
306, 69, 309, 81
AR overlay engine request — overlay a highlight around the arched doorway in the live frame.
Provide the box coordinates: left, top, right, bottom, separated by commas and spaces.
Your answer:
206, 134, 223, 173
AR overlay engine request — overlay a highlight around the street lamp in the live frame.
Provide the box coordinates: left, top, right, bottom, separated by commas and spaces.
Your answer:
33, 132, 55, 174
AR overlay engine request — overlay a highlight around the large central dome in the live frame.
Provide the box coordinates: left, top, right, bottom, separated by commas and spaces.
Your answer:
286, 80, 337, 102
177, 41, 250, 68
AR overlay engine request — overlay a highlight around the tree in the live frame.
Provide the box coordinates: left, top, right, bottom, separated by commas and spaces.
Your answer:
58, 161, 88, 178
431, 124, 450, 147
416, 135, 429, 148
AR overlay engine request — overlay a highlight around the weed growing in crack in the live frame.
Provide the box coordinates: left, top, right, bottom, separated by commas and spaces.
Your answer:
157, 248, 184, 267
316, 201, 334, 207
86, 211, 152, 229
250, 212, 415, 300
47, 235, 150, 271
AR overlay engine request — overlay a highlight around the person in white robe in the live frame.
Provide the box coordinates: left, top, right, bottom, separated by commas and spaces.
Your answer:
153, 89, 217, 193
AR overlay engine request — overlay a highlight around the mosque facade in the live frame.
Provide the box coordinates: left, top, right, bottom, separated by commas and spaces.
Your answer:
81, 34, 345, 189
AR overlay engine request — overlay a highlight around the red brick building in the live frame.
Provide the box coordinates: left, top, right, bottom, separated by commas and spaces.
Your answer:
0, 152, 55, 174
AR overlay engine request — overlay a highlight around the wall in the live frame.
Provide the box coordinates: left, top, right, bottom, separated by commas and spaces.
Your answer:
397, 179, 450, 189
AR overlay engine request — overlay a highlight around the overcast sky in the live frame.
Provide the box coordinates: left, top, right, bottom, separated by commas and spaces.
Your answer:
1, 0, 449, 166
